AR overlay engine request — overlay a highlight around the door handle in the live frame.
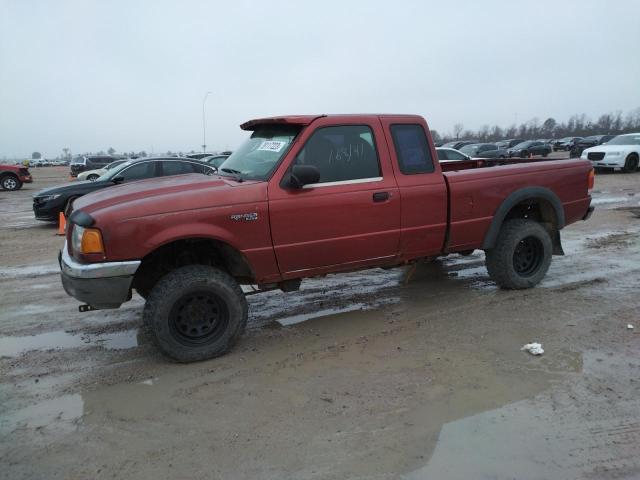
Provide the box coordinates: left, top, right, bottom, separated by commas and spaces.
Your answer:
373, 192, 390, 202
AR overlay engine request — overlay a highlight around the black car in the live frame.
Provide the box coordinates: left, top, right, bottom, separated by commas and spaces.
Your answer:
552, 137, 582, 152
508, 141, 552, 158
460, 143, 509, 159
496, 139, 525, 150
441, 140, 478, 151
33, 157, 215, 221
569, 135, 617, 158
70, 155, 118, 177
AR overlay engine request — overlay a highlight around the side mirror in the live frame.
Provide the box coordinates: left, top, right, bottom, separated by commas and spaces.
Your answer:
112, 176, 125, 184
289, 165, 320, 189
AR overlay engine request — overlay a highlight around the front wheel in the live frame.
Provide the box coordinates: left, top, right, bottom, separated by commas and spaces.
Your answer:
622, 154, 639, 173
87, 174, 99, 181
143, 265, 247, 362
485, 219, 552, 289
1, 175, 22, 191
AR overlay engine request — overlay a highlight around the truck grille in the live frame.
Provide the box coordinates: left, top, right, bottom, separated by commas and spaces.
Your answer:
588, 152, 605, 161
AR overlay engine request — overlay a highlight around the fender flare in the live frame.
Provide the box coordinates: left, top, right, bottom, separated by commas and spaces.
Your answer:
482, 186, 565, 250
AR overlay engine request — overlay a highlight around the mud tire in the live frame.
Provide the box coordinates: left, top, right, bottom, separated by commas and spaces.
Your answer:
143, 265, 247, 362
485, 219, 552, 289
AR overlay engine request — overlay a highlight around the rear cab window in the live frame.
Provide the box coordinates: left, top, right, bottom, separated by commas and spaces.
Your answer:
390, 124, 434, 174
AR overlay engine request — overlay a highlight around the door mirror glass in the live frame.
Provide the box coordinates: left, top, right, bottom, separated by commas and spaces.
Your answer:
112, 176, 124, 184
290, 165, 320, 188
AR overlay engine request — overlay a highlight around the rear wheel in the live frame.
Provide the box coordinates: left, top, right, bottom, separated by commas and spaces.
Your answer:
485, 219, 552, 289
143, 265, 247, 362
1, 174, 21, 191
622, 154, 639, 173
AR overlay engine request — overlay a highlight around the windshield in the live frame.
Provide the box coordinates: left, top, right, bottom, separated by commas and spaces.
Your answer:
71, 156, 85, 164
218, 125, 301, 181
460, 144, 479, 154
105, 160, 126, 170
514, 141, 532, 148
97, 160, 133, 181
606, 134, 640, 145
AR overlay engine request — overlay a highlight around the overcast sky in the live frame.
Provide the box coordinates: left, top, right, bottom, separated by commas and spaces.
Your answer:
1, 0, 639, 158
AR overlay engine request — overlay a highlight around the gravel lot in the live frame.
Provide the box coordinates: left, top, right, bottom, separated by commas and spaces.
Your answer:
1, 165, 640, 479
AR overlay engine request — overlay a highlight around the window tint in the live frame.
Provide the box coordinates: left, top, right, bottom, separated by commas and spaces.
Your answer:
119, 162, 156, 181
293, 125, 380, 183
436, 149, 448, 160
162, 161, 196, 176
390, 124, 434, 174
447, 150, 467, 161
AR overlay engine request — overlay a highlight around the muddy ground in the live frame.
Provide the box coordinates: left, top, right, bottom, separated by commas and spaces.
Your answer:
1, 165, 639, 480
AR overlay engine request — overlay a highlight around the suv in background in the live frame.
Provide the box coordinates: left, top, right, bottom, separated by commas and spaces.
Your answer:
70, 155, 117, 177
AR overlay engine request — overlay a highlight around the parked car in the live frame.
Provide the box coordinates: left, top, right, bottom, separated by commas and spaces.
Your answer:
569, 135, 617, 158
69, 155, 117, 177
59, 113, 594, 362
552, 137, 582, 152
508, 141, 552, 158
441, 140, 478, 150
460, 143, 509, 159
77, 160, 129, 181
0, 164, 32, 191
33, 157, 215, 221
186, 152, 217, 160
435, 148, 471, 161
581, 132, 640, 173
202, 154, 231, 170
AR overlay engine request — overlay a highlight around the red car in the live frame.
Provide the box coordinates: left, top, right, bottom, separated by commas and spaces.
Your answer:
60, 114, 594, 362
1, 164, 32, 190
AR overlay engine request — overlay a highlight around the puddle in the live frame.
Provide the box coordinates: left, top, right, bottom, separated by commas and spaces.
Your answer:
0, 394, 84, 434
590, 196, 630, 206
0, 329, 139, 357
0, 263, 60, 279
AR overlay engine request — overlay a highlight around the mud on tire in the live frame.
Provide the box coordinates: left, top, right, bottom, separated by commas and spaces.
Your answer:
143, 265, 248, 362
485, 219, 552, 289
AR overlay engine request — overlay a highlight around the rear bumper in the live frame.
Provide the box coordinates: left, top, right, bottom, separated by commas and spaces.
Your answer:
59, 243, 141, 309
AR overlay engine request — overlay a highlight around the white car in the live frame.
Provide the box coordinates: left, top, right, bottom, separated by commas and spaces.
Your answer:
76, 159, 128, 181
581, 133, 640, 172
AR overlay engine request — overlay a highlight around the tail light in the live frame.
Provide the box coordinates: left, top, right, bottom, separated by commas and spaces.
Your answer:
588, 168, 595, 192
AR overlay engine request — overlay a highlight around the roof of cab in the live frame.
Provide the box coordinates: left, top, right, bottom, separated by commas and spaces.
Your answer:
240, 114, 424, 130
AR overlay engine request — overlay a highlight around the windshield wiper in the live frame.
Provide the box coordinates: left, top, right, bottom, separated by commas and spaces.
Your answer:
219, 167, 244, 182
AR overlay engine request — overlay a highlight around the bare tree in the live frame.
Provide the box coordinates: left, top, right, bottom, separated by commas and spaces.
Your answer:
453, 123, 464, 139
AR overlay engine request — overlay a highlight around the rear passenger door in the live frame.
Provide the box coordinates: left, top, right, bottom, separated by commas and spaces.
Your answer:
117, 161, 159, 182
268, 120, 401, 276
380, 117, 448, 258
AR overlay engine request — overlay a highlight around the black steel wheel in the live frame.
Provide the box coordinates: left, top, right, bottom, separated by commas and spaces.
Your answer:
168, 290, 229, 345
513, 236, 544, 277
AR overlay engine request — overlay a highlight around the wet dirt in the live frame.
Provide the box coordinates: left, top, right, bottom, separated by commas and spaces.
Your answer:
1, 168, 640, 479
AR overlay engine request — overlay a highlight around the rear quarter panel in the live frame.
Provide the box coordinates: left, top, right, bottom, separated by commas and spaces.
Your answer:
444, 160, 592, 251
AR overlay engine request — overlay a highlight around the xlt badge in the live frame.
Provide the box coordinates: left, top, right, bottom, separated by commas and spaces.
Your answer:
230, 212, 258, 221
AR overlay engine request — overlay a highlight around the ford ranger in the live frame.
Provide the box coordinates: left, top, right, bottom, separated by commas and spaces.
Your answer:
59, 114, 594, 362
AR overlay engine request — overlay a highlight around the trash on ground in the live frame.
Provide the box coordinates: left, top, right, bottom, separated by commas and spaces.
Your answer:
521, 342, 544, 355
627, 324, 634, 330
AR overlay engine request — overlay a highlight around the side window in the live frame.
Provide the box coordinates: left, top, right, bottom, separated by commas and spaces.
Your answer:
119, 162, 156, 181
293, 125, 381, 183
436, 149, 448, 160
162, 161, 196, 176
447, 150, 467, 161
190, 163, 215, 175
390, 124, 434, 174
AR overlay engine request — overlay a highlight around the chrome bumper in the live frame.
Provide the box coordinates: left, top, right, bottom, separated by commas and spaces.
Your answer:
59, 242, 141, 309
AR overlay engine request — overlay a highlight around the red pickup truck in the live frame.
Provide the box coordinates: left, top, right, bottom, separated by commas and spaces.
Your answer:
1, 164, 32, 190
60, 114, 594, 362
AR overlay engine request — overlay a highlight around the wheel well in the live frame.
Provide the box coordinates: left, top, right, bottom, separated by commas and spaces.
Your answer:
1, 172, 18, 180
132, 238, 255, 294
501, 198, 563, 254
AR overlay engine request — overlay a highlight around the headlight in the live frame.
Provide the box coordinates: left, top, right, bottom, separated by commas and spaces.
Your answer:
37, 194, 61, 202
581, 151, 588, 159
71, 225, 104, 254
606, 151, 622, 157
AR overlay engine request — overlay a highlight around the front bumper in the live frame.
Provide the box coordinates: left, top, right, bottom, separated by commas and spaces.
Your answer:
19, 175, 33, 183
582, 205, 595, 221
59, 242, 141, 309
33, 197, 66, 221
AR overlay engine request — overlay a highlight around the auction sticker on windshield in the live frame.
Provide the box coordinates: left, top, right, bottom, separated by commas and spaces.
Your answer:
257, 140, 287, 152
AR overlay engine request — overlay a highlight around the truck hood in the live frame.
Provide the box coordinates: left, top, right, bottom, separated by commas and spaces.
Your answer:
72, 173, 260, 217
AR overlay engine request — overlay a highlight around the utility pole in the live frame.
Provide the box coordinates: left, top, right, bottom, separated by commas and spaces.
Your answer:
202, 91, 212, 152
